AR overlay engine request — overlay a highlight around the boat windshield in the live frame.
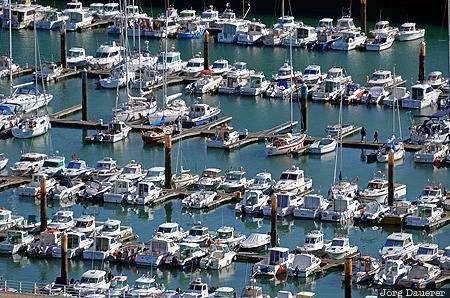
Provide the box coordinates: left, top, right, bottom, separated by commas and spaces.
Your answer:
423, 189, 440, 196
417, 247, 435, 255
203, 171, 218, 178
96, 162, 111, 170
418, 208, 433, 217
280, 173, 299, 181
157, 227, 175, 234
226, 173, 242, 181
189, 229, 206, 236
123, 167, 137, 174
68, 50, 82, 58
371, 73, 388, 80
110, 279, 124, 289
75, 220, 91, 228
95, 51, 111, 59
217, 231, 232, 239
53, 214, 71, 223
367, 182, 384, 189
80, 277, 101, 284
202, 11, 216, 19
187, 61, 203, 67
43, 161, 61, 168
245, 193, 259, 206
331, 239, 344, 247
134, 281, 151, 289
67, 162, 82, 169
384, 239, 404, 247
305, 237, 318, 244
7, 231, 23, 244
188, 284, 204, 291
213, 62, 226, 69
67, 236, 80, 248
147, 170, 163, 177
0, 214, 8, 221
103, 224, 119, 232
304, 68, 319, 75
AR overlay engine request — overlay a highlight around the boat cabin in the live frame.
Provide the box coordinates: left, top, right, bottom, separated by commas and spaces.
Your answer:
225, 170, 245, 182
383, 233, 414, 249
67, 232, 88, 248
187, 277, 209, 297
335, 16, 357, 31
50, 211, 74, 225
249, 73, 267, 87
179, 9, 196, 21
269, 247, 290, 265
277, 192, 297, 209
296, 26, 316, 39
400, 22, 417, 32
326, 67, 346, 79
374, 21, 390, 31
94, 236, 117, 252
156, 222, 183, 237
232, 61, 248, 72
149, 237, 178, 255
101, 219, 122, 235
188, 104, 215, 118
126, 5, 141, 16
95, 157, 117, 171
178, 242, 202, 257
216, 226, 235, 241
78, 270, 108, 288
188, 225, 209, 238
330, 237, 350, 248
66, 0, 83, 11
303, 194, 325, 209
73, 215, 95, 231
66, 160, 87, 171
111, 179, 134, 194
6, 230, 29, 244
43, 156, 65, 170
305, 230, 324, 245
411, 84, 435, 100
416, 243, 438, 257
416, 204, 440, 218
426, 71, 444, 85
201, 168, 222, 178
324, 79, 342, 93
274, 16, 295, 29
316, 18, 334, 31
201, 7, 219, 21
279, 166, 305, 182
212, 59, 229, 71
333, 196, 355, 212
157, 51, 182, 65
244, 190, 264, 206
0, 210, 13, 223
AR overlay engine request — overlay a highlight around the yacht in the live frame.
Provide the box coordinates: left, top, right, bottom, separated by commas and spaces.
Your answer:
187, 72, 223, 94
247, 172, 274, 194
376, 137, 405, 162
156, 51, 186, 74
126, 181, 161, 205
177, 20, 206, 39
113, 96, 157, 123
409, 117, 450, 145
105, 276, 129, 297
67, 47, 92, 69
383, 200, 416, 225
36, 11, 66, 30
331, 31, 367, 51
63, 0, 84, 15
302, 65, 324, 86
379, 232, 417, 261
91, 157, 120, 180
0, 230, 34, 254
10, 152, 47, 176
194, 168, 223, 190
200, 244, 236, 269
214, 226, 246, 248
414, 142, 448, 164
405, 203, 443, 228
96, 3, 120, 20
365, 33, 395, 51
59, 159, 91, 179
369, 20, 399, 37
155, 222, 187, 241
143, 167, 165, 187
128, 275, 165, 297
182, 104, 221, 128
66, 10, 93, 31
182, 56, 205, 77
52, 232, 93, 259
199, 5, 219, 29
294, 194, 329, 219
263, 16, 297, 46
309, 137, 337, 154
352, 256, 381, 284
384, 87, 411, 107
320, 195, 360, 222
12, 116, 50, 139
72, 215, 99, 236
135, 237, 179, 267
329, 180, 358, 200
398, 263, 441, 288
219, 73, 248, 94
360, 177, 407, 204
425, 71, 448, 89
27, 229, 60, 256
89, 42, 122, 70
272, 62, 301, 81
295, 230, 331, 255
354, 201, 389, 224
325, 237, 358, 259
315, 17, 334, 33
47, 210, 75, 231
40, 155, 65, 176
311, 78, 346, 101
87, 118, 131, 143
145, 17, 180, 38
165, 242, 207, 268
367, 69, 403, 88
263, 192, 303, 217
172, 169, 199, 189
17, 173, 56, 197
265, 133, 306, 156
182, 224, 210, 245
273, 166, 312, 193
235, 190, 270, 214
417, 185, 444, 205
73, 270, 110, 293
182, 278, 210, 298
119, 161, 145, 181
2, 4, 42, 30
212, 6, 237, 30
282, 26, 317, 47
2, 82, 53, 114
414, 243, 439, 263
178, 9, 196, 24
218, 20, 249, 44
207, 125, 240, 148
240, 73, 271, 96
334, 15, 359, 35
49, 178, 85, 201
254, 247, 294, 276
395, 22, 425, 41
103, 179, 136, 203
288, 254, 321, 277
237, 21, 269, 45
211, 59, 231, 75
374, 259, 410, 286
98, 66, 135, 89
147, 95, 189, 124
83, 235, 122, 261
402, 83, 441, 109
222, 170, 249, 193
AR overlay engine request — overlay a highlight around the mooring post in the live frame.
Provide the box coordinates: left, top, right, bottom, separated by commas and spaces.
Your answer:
203, 30, 209, 70
360, 0, 367, 34
60, 22, 67, 69
300, 84, 308, 132
164, 133, 172, 189
61, 233, 68, 285
344, 257, 353, 298
40, 177, 47, 232
81, 69, 88, 121
388, 149, 395, 206
270, 194, 278, 247
418, 42, 426, 83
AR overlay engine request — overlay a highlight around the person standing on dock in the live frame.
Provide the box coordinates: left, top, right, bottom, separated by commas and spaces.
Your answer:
373, 131, 379, 143
361, 127, 366, 142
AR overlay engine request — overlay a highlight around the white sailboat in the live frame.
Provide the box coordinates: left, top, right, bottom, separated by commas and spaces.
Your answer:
12, 115, 50, 139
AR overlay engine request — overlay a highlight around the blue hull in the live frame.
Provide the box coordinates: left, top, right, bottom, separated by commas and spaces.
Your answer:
177, 29, 206, 39
182, 115, 219, 128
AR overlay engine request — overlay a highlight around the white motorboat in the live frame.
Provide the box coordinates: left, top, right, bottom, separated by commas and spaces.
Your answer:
361, 86, 389, 104
379, 232, 418, 261
195, 168, 223, 190
302, 65, 324, 86
218, 20, 249, 44
91, 157, 120, 180
331, 31, 367, 51
383, 87, 410, 107
240, 72, 271, 96
342, 83, 366, 104
89, 42, 122, 70
439, 246, 450, 270
229, 61, 252, 77
213, 226, 246, 248
47, 210, 75, 231
156, 51, 186, 74
165, 242, 207, 268
105, 276, 129, 297
0, 209, 24, 232
200, 244, 236, 270
211, 59, 231, 75
182, 103, 221, 128
369, 20, 399, 37
374, 259, 410, 286
402, 83, 441, 109
352, 256, 381, 284
33, 62, 63, 82
221, 170, 249, 193
119, 161, 145, 181
63, 0, 84, 14
66, 10, 93, 31
383, 200, 417, 225
172, 169, 199, 189
126, 181, 161, 205
398, 263, 441, 288
311, 78, 345, 102
10, 152, 48, 176
417, 185, 444, 205
265, 133, 306, 156
27, 229, 61, 256
142, 167, 165, 187
67, 47, 92, 69
12, 116, 51, 139
182, 56, 204, 77
207, 124, 240, 148
41, 155, 65, 176
98, 67, 135, 89
219, 73, 248, 94
99, 219, 133, 240
135, 237, 179, 267
52, 232, 94, 259
72, 215, 100, 236
237, 21, 268, 45
254, 247, 294, 276
0, 154, 8, 171
182, 277, 210, 298
367, 69, 403, 88
294, 194, 329, 219
247, 172, 274, 194
235, 190, 270, 214
414, 142, 448, 164
155, 222, 187, 241
365, 33, 395, 51
360, 177, 407, 204
295, 230, 331, 255
309, 137, 337, 154
0, 105, 19, 135
187, 72, 223, 94
103, 179, 136, 204
239, 233, 271, 252
128, 275, 165, 297
354, 201, 389, 224
325, 237, 358, 259
2, 82, 53, 114
329, 180, 359, 200
334, 15, 360, 35
17, 173, 56, 197
272, 62, 301, 81
88, 3, 103, 18
288, 254, 321, 277
414, 243, 439, 263
376, 137, 405, 162
73, 270, 110, 293
36, 11, 66, 30
321, 195, 360, 222
96, 3, 120, 20
263, 16, 297, 46
409, 117, 450, 145
77, 180, 112, 201
183, 224, 210, 245
425, 71, 448, 89
181, 190, 217, 209
263, 192, 303, 217
50, 178, 85, 201
145, 17, 180, 38
265, 80, 297, 98
59, 159, 91, 179
0, 230, 34, 254
199, 5, 219, 28
315, 17, 334, 33
134, 68, 163, 90
178, 9, 197, 24
2, 4, 43, 29
273, 166, 312, 193
406, 203, 443, 228
395, 22, 425, 41
83, 235, 122, 261
282, 25, 317, 48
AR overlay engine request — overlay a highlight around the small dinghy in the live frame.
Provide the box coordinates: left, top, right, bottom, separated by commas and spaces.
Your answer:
309, 137, 337, 154
287, 253, 321, 278
181, 190, 217, 209
239, 233, 271, 252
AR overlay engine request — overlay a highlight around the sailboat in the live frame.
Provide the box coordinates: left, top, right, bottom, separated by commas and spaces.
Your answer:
262, 0, 297, 46
172, 121, 199, 188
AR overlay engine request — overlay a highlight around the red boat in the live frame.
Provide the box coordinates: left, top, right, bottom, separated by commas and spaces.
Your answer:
141, 127, 172, 143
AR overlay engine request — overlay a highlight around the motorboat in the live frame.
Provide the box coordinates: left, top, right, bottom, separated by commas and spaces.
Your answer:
36, 11, 66, 30
237, 21, 269, 45
405, 203, 443, 228
240, 280, 267, 298
91, 157, 120, 180
221, 170, 249, 193
414, 142, 448, 163
98, 67, 135, 89
288, 254, 321, 277
182, 277, 210, 298
383, 200, 416, 225
354, 201, 389, 224
240, 73, 271, 96
413, 243, 440, 263
367, 69, 403, 88
134, 68, 163, 90
294, 194, 329, 219
311, 78, 346, 102
155, 222, 187, 241
247, 172, 274, 194
282, 26, 317, 47
265, 133, 306, 156
182, 190, 217, 209
398, 263, 441, 288
63, 0, 84, 14
213, 226, 246, 248
142, 167, 165, 187
27, 229, 61, 256
328, 180, 358, 200
135, 237, 179, 267
182, 56, 205, 77
105, 276, 129, 297
0, 154, 8, 171
156, 51, 186, 74
309, 137, 337, 154
235, 190, 270, 214
2, 82, 53, 114
374, 259, 410, 286
99, 219, 133, 240
88, 3, 104, 17
254, 247, 294, 276
376, 137, 405, 162
217, 20, 249, 44
365, 33, 395, 51
177, 20, 206, 39
126, 181, 161, 205
239, 233, 271, 252
395, 22, 425, 41
360, 177, 407, 204
67, 47, 92, 69
52, 232, 94, 259
369, 20, 399, 37
77, 180, 112, 201
295, 230, 331, 255
439, 246, 450, 270
73, 270, 110, 293
272, 62, 301, 81
187, 71, 223, 94
145, 17, 180, 39
263, 16, 297, 46
219, 73, 248, 94
265, 80, 297, 98
86, 118, 131, 143
96, 3, 120, 20
0, 209, 24, 232
89, 42, 122, 70
211, 59, 231, 75
66, 10, 93, 31
49, 178, 85, 201
229, 61, 252, 77
409, 117, 450, 145
72, 215, 99, 236
0, 105, 19, 135
33, 62, 63, 82
128, 274, 165, 297
334, 15, 360, 35
178, 9, 196, 24
402, 83, 441, 109
17, 173, 56, 197
47, 210, 75, 231
200, 244, 236, 269
10, 152, 47, 176
425, 71, 448, 89
315, 17, 334, 33
302, 65, 324, 86
331, 31, 366, 51
342, 83, 366, 104
361, 86, 389, 104
379, 232, 418, 261
273, 166, 312, 193
184, 224, 210, 245
195, 168, 223, 190
207, 124, 241, 148
321, 195, 360, 222
41, 155, 65, 176
0, 230, 34, 254
83, 235, 122, 261
103, 179, 136, 204
165, 242, 207, 269
325, 237, 358, 259
352, 256, 381, 284
2, 4, 43, 29
263, 192, 303, 217
182, 104, 221, 128
142, 126, 171, 143
172, 168, 199, 189
417, 185, 444, 205
59, 159, 92, 179
119, 161, 145, 181
12, 116, 50, 139
199, 6, 219, 28
383, 87, 410, 107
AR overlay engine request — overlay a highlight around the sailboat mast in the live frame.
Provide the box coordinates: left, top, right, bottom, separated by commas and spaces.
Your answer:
281, 0, 285, 18
124, 0, 129, 97
8, 0, 13, 95
392, 67, 396, 136
339, 95, 343, 180
448, 0, 450, 104
34, 15, 38, 102
163, 0, 169, 108
289, 32, 293, 123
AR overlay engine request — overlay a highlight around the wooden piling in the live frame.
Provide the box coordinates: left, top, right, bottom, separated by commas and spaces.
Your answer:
360, 0, 367, 33
388, 149, 394, 206
40, 177, 47, 232
270, 194, 278, 248
81, 69, 88, 121
203, 30, 209, 70
60, 23, 67, 69
418, 42, 426, 83
164, 133, 173, 189
300, 84, 308, 132
60, 233, 68, 285
344, 257, 353, 298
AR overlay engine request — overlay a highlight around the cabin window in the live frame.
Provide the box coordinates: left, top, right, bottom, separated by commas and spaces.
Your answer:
425, 87, 433, 94
417, 247, 436, 255
331, 239, 344, 246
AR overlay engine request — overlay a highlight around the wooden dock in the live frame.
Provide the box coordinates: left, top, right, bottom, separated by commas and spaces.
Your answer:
425, 211, 450, 231
11, 68, 33, 78
0, 176, 31, 192
53, 69, 81, 82
51, 104, 82, 119
79, 19, 113, 31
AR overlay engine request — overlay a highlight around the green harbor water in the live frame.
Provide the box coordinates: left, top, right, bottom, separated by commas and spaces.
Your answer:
0, 4, 449, 297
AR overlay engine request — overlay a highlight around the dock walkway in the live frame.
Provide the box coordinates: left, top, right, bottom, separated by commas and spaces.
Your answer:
0, 176, 31, 193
